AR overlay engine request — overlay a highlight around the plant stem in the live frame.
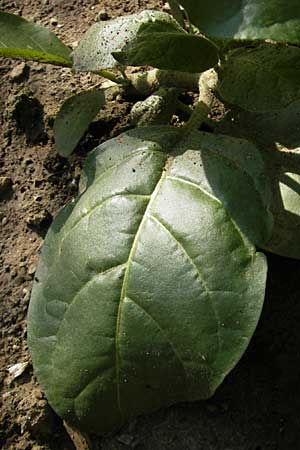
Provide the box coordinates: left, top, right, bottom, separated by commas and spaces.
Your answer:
128, 69, 200, 97
175, 100, 193, 120
183, 101, 210, 134
183, 69, 218, 134
94, 69, 127, 85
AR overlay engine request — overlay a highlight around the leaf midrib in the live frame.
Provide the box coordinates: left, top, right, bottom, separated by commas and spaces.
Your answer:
114, 164, 169, 417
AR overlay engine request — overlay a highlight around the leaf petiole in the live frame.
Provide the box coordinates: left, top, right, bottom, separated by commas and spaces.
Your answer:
183, 69, 217, 133
94, 69, 128, 85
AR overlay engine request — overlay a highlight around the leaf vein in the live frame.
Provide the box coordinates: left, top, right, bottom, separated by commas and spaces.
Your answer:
59, 193, 150, 255
114, 166, 168, 417
126, 296, 190, 379
167, 175, 251, 255
150, 214, 222, 356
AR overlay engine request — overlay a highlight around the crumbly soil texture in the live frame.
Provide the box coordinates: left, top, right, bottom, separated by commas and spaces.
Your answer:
1, 1, 300, 449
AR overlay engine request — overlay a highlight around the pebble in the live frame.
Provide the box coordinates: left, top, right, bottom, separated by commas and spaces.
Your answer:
28, 264, 36, 275
26, 210, 51, 227
0, 176, 12, 192
50, 17, 58, 26
71, 41, 79, 50
97, 9, 109, 21
9, 62, 29, 82
1, 217, 8, 226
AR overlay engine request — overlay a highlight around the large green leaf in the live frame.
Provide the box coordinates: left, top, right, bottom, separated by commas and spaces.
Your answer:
72, 10, 183, 72
217, 44, 300, 113
113, 32, 218, 73
28, 126, 270, 434
0, 12, 71, 66
212, 92, 300, 259
54, 90, 105, 157
178, 0, 300, 44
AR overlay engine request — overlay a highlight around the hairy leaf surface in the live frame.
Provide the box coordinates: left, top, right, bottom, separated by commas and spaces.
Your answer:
114, 32, 218, 73
217, 44, 300, 113
178, 0, 300, 44
72, 10, 183, 72
28, 126, 271, 434
0, 12, 71, 66
54, 90, 105, 157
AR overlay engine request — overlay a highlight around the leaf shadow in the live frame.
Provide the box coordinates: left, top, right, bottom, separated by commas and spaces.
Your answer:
211, 100, 300, 257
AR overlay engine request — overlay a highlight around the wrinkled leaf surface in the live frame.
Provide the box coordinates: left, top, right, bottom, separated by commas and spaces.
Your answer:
28, 126, 270, 434
114, 32, 218, 73
0, 12, 71, 66
217, 44, 300, 113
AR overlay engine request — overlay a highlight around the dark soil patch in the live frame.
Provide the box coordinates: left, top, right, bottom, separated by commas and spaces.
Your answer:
1, 1, 300, 450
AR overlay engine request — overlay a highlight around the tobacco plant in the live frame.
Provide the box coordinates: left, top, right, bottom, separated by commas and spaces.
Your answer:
1, 0, 300, 435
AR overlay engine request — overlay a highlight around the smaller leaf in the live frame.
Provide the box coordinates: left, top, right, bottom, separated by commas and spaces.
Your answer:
73, 10, 183, 72
0, 12, 71, 67
54, 90, 105, 157
217, 44, 300, 113
114, 33, 219, 73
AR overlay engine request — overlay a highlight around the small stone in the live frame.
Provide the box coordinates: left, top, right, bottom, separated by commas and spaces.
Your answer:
0, 176, 12, 192
97, 9, 109, 21
28, 264, 37, 275
7, 361, 29, 382
26, 210, 52, 227
9, 62, 29, 82
163, 2, 171, 11
1, 217, 8, 226
50, 17, 58, 26
71, 41, 79, 50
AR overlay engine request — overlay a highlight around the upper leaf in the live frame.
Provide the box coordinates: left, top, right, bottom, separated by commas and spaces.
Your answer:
178, 0, 300, 44
28, 126, 270, 434
217, 44, 300, 113
54, 90, 106, 157
113, 32, 219, 73
72, 10, 184, 72
0, 12, 71, 66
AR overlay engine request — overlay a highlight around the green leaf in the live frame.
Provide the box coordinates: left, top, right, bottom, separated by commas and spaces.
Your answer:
217, 44, 300, 113
213, 96, 300, 259
73, 10, 183, 72
265, 167, 300, 259
245, 107, 300, 259
113, 32, 219, 73
178, 0, 300, 44
28, 126, 270, 434
0, 12, 71, 67
53, 90, 105, 157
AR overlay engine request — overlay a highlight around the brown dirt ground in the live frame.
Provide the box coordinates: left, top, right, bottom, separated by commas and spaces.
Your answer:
1, 1, 300, 449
